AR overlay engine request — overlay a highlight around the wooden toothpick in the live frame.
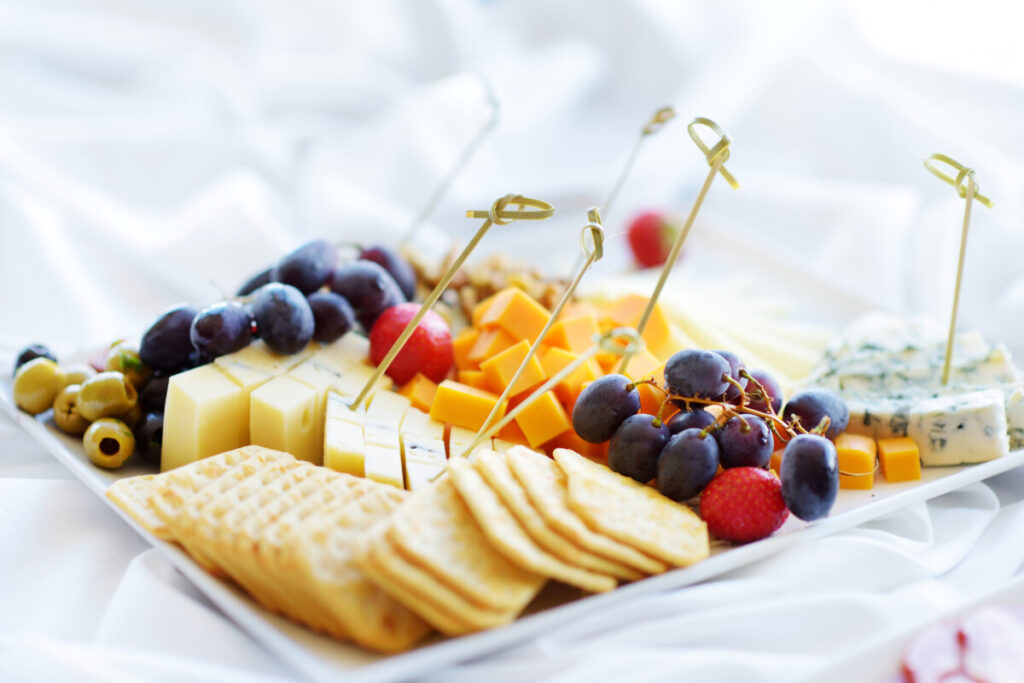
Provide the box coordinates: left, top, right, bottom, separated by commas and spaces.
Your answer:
351, 194, 554, 409
616, 117, 740, 374
923, 153, 993, 386
400, 72, 500, 246
469, 208, 607, 452
603, 106, 676, 216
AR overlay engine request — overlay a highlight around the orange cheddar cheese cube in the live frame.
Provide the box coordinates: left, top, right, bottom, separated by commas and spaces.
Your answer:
497, 418, 529, 446
480, 340, 547, 397
769, 449, 784, 476
398, 373, 438, 413
514, 390, 571, 448
550, 429, 609, 464
468, 327, 516, 365
603, 295, 674, 361
878, 437, 921, 483
622, 349, 661, 382
471, 289, 512, 328
429, 380, 506, 432
452, 328, 481, 370
546, 314, 600, 354
557, 301, 600, 321
457, 369, 490, 392
538, 347, 601, 407
835, 433, 877, 490
478, 287, 551, 343
637, 381, 669, 417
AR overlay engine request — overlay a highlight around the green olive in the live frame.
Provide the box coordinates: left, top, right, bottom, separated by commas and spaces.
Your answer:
83, 418, 134, 469
52, 384, 90, 435
104, 342, 153, 389
78, 371, 138, 422
61, 363, 97, 387
13, 358, 66, 415
120, 401, 143, 429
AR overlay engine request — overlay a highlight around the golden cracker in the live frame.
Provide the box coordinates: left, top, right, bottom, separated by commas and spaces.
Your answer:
554, 448, 709, 567
386, 477, 546, 613
291, 488, 432, 652
359, 531, 477, 636
448, 457, 615, 593
105, 474, 164, 537
475, 450, 642, 581
506, 447, 669, 576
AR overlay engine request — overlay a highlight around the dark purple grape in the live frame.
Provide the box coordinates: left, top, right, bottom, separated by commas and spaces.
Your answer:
189, 301, 253, 359
133, 412, 164, 466
187, 349, 212, 369
251, 283, 315, 355
782, 388, 849, 440
139, 374, 170, 412
713, 350, 747, 403
236, 266, 274, 296
308, 291, 356, 343
664, 349, 731, 409
330, 261, 406, 332
656, 428, 719, 501
274, 239, 338, 295
361, 245, 417, 301
780, 434, 838, 521
14, 343, 56, 374
745, 368, 782, 414
571, 374, 641, 443
716, 415, 772, 469
608, 414, 671, 483
139, 305, 199, 372
667, 409, 716, 434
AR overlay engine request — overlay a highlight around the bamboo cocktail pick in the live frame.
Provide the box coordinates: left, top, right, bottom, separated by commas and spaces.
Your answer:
603, 106, 676, 215
351, 194, 554, 409
616, 117, 740, 374
469, 209, 607, 451
451, 328, 645, 466
400, 72, 501, 246
923, 153, 994, 386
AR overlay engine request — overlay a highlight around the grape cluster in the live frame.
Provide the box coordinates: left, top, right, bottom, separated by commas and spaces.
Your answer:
572, 348, 849, 526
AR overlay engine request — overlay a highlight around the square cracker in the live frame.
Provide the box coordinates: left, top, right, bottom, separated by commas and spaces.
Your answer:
506, 447, 669, 576
447, 457, 615, 593
106, 474, 164, 536
474, 450, 642, 581
358, 528, 512, 636
386, 477, 546, 613
554, 448, 709, 567
290, 488, 434, 652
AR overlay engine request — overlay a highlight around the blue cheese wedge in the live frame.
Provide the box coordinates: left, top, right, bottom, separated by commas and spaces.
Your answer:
845, 389, 1009, 466
809, 314, 1022, 464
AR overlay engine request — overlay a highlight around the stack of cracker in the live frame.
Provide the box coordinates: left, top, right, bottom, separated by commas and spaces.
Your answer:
355, 446, 710, 636
106, 445, 431, 653
107, 443, 710, 652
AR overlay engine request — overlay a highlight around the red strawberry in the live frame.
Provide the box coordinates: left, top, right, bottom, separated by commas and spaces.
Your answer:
699, 467, 789, 543
627, 211, 678, 268
370, 303, 453, 385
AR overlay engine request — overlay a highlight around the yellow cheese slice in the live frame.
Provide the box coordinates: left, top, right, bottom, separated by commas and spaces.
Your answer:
161, 365, 249, 471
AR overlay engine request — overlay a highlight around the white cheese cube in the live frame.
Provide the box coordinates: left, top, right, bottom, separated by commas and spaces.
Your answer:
364, 444, 404, 489
249, 376, 321, 464
401, 408, 444, 439
323, 418, 366, 476
161, 365, 248, 471
314, 332, 369, 374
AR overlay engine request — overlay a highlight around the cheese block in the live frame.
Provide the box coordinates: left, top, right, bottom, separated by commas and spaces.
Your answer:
323, 395, 366, 476
332, 363, 392, 399
163, 342, 313, 471
808, 315, 1024, 455
162, 364, 250, 471
398, 408, 447, 491
250, 376, 321, 463
844, 389, 1009, 466
363, 391, 411, 489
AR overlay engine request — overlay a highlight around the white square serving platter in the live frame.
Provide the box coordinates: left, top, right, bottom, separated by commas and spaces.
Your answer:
4, 379, 1024, 683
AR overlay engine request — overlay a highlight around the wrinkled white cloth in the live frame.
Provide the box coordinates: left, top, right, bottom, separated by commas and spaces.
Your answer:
4, 0, 1024, 681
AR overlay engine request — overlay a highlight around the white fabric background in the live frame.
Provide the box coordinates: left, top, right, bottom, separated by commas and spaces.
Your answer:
4, 1, 1024, 681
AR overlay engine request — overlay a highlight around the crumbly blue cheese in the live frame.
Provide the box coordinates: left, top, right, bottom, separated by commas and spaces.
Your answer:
808, 314, 1022, 463
845, 390, 1009, 466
